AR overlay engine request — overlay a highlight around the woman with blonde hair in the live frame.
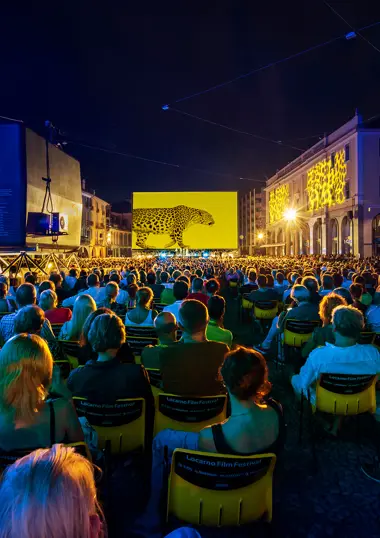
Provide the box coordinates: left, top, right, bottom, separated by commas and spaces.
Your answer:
0, 444, 105, 538
39, 289, 72, 324
302, 292, 347, 358
125, 287, 157, 327
59, 294, 96, 341
0, 334, 83, 451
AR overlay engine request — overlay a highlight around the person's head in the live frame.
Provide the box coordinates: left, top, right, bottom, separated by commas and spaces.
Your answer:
220, 346, 271, 403
39, 289, 58, 312
87, 274, 100, 288
207, 295, 226, 322
173, 280, 189, 301
178, 299, 208, 337
88, 313, 126, 356
266, 275, 274, 288
350, 283, 363, 301
172, 269, 182, 281
0, 444, 104, 538
14, 305, 45, 335
0, 334, 53, 425
105, 282, 119, 301
321, 274, 334, 290
80, 307, 113, 347
333, 287, 353, 305
25, 273, 37, 286
290, 273, 300, 285
291, 285, 310, 304
0, 282, 7, 300
154, 311, 177, 342
69, 268, 78, 279
16, 283, 36, 309
160, 271, 169, 284
136, 287, 154, 308
205, 278, 220, 296
139, 270, 147, 284
68, 294, 97, 341
353, 274, 366, 287
127, 273, 137, 286
333, 273, 344, 289
248, 270, 257, 283
49, 272, 63, 288
38, 280, 55, 297
192, 277, 204, 293
319, 292, 347, 326
147, 271, 156, 285
109, 273, 120, 285
301, 275, 319, 294
276, 272, 284, 284
257, 275, 267, 289
332, 305, 364, 342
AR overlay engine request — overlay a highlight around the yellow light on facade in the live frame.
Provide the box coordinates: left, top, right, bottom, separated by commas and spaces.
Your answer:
47, 263, 53, 269
284, 208, 297, 222
257, 232, 264, 240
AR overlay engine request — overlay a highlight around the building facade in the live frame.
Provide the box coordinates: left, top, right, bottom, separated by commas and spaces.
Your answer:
80, 181, 109, 258
265, 114, 380, 258
107, 211, 132, 257
239, 189, 266, 254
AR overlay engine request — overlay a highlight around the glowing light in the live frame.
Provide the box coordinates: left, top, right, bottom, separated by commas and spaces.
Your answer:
160, 252, 167, 258
203, 252, 209, 258
306, 149, 347, 211
284, 208, 297, 222
257, 232, 264, 240
47, 263, 53, 269
269, 184, 290, 224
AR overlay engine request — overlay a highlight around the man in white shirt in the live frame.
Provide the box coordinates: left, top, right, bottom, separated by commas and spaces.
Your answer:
292, 305, 380, 404
95, 273, 129, 306
163, 280, 189, 319
365, 295, 380, 332
62, 273, 101, 307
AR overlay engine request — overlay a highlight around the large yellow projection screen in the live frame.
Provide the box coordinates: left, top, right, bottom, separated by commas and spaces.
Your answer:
132, 192, 237, 250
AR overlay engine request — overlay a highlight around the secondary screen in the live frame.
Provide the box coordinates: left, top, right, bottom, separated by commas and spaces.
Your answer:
132, 192, 237, 250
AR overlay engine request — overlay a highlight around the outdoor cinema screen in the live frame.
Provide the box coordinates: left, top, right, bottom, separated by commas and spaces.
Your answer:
132, 191, 238, 250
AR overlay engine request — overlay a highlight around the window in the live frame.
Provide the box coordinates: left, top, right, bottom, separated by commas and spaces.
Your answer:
345, 144, 350, 162
331, 152, 336, 168
344, 180, 350, 200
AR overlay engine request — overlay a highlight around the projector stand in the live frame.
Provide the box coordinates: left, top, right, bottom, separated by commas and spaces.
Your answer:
1, 252, 47, 277
39, 252, 68, 273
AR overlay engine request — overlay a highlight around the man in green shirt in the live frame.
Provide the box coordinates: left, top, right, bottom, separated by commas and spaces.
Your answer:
206, 295, 233, 347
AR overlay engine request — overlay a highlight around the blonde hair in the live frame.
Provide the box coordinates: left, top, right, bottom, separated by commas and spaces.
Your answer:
319, 292, 347, 326
39, 289, 58, 311
65, 294, 96, 341
332, 304, 364, 340
0, 334, 53, 425
0, 444, 104, 538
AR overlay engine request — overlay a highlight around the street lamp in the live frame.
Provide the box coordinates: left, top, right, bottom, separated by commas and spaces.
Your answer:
257, 232, 264, 240
284, 208, 297, 222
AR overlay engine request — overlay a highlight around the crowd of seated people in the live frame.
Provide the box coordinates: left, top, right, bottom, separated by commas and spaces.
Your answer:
1, 254, 380, 535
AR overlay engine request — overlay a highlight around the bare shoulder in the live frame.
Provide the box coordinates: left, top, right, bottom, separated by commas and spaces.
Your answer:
198, 425, 216, 452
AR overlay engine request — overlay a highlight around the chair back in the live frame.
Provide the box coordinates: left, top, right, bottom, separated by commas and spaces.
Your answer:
153, 303, 166, 313
167, 449, 276, 526
241, 293, 253, 310
146, 367, 162, 396
359, 332, 376, 345
229, 281, 238, 288
254, 301, 278, 320
283, 319, 320, 347
316, 373, 377, 415
73, 397, 145, 453
58, 340, 81, 369
51, 323, 63, 338
154, 393, 227, 436
54, 358, 72, 379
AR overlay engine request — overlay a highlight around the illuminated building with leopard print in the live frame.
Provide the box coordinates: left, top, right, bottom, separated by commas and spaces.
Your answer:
264, 113, 380, 257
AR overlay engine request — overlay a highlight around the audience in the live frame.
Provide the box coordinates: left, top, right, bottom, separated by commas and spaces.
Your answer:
62, 273, 101, 307
0, 282, 10, 313
14, 305, 45, 335
205, 278, 220, 297
146, 271, 165, 301
0, 444, 105, 538
0, 334, 84, 450
141, 311, 177, 369
291, 305, 380, 404
160, 300, 229, 395
39, 289, 72, 324
163, 280, 189, 319
365, 292, 380, 332
248, 274, 278, 303
59, 294, 96, 341
206, 295, 233, 347
125, 287, 157, 327
187, 277, 209, 306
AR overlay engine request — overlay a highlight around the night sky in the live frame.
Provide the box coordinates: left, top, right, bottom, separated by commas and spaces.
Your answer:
1, 1, 380, 204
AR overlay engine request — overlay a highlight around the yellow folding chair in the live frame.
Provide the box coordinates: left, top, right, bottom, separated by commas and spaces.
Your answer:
167, 449, 276, 526
283, 319, 320, 348
73, 397, 146, 454
58, 340, 81, 369
254, 300, 278, 320
51, 323, 63, 338
154, 393, 227, 436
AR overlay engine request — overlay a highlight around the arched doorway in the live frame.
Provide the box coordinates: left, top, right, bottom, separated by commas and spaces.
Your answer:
330, 219, 339, 255
341, 216, 352, 255
372, 214, 380, 256
277, 228, 284, 256
313, 220, 322, 255
301, 223, 310, 255
92, 248, 97, 258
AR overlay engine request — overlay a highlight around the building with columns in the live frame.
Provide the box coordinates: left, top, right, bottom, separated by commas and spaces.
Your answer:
107, 211, 132, 257
265, 114, 380, 257
80, 181, 109, 258
239, 189, 266, 255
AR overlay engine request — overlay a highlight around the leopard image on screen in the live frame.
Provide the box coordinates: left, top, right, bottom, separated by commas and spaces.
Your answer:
132, 205, 215, 249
